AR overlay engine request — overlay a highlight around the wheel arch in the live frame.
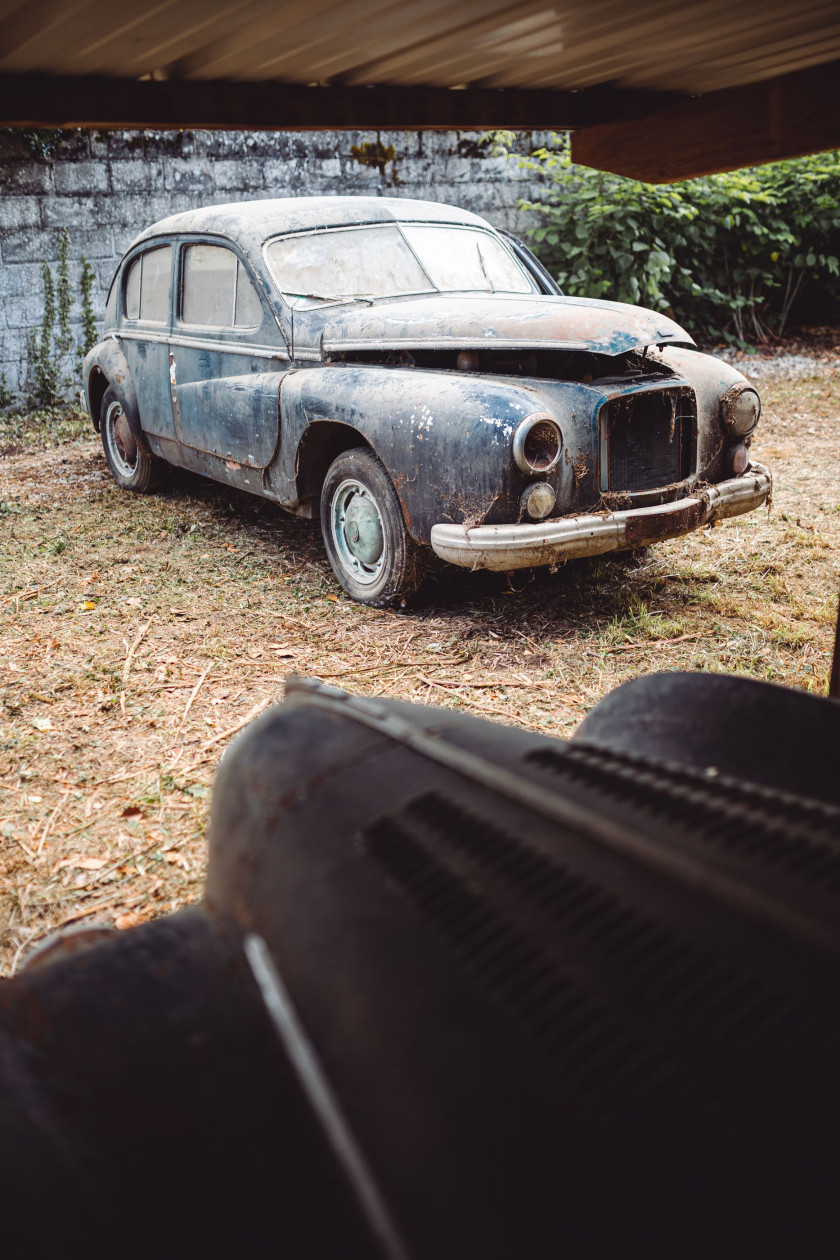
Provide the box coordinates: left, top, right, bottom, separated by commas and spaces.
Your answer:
295, 420, 375, 513
87, 367, 109, 434
83, 340, 145, 448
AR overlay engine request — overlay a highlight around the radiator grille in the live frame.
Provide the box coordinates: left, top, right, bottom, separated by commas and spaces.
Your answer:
603, 389, 694, 492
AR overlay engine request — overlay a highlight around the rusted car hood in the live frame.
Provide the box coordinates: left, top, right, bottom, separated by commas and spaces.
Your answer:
318, 293, 694, 356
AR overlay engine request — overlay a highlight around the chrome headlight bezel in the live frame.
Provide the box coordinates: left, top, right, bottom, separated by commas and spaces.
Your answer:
512, 413, 563, 474
721, 383, 761, 436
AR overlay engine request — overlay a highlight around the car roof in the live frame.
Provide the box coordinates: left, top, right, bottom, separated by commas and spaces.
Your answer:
129, 196, 492, 254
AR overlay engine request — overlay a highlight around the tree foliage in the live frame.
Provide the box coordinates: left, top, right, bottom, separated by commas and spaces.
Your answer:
499, 133, 840, 344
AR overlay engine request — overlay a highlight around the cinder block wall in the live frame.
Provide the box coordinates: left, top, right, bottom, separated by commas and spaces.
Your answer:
0, 128, 551, 400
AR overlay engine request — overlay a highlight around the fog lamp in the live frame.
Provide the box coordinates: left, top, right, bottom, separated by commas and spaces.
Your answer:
730, 443, 750, 475
521, 482, 556, 520
723, 385, 761, 435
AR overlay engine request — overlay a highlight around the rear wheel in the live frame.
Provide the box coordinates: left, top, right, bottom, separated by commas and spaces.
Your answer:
320, 448, 426, 606
100, 386, 162, 493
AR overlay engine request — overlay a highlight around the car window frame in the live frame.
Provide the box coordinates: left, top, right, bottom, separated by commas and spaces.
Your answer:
175, 236, 267, 336
260, 220, 538, 307
121, 241, 175, 328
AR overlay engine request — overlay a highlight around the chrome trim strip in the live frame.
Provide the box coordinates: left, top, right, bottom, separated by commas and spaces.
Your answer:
117, 329, 287, 359
430, 465, 772, 571
244, 934, 411, 1260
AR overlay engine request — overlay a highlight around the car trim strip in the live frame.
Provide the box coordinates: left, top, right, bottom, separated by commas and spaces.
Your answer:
116, 329, 288, 360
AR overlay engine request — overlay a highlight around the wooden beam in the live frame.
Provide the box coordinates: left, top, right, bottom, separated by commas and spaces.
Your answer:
571, 58, 840, 182
0, 72, 677, 132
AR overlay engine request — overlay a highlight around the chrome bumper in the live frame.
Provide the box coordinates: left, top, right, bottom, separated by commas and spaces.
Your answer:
430, 464, 772, 572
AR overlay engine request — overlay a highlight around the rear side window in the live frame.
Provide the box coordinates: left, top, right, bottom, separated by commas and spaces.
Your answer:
182, 243, 263, 328
124, 245, 172, 323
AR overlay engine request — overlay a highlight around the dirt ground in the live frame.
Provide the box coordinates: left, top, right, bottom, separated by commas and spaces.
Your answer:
2, 363, 839, 975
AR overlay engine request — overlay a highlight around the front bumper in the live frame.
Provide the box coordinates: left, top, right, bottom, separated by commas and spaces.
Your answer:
430, 463, 772, 571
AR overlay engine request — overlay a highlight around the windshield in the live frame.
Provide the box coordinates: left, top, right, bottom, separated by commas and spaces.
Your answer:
264, 223, 536, 303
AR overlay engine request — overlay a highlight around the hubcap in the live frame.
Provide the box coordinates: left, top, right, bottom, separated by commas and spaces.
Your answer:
106, 400, 138, 478
330, 479, 385, 586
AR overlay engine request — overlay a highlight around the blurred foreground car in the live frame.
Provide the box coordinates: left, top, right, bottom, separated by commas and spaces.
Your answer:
84, 197, 771, 605
2, 670, 839, 1258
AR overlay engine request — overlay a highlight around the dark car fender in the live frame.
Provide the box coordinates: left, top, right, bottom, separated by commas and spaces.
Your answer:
83, 339, 146, 448
276, 366, 573, 542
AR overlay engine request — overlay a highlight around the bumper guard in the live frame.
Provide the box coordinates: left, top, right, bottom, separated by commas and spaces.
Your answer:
430, 464, 772, 571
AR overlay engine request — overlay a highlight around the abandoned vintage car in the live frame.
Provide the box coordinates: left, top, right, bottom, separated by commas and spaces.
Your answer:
84, 196, 772, 605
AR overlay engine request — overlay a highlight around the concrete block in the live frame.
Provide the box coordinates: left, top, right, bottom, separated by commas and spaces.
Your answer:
110, 159, 165, 192
0, 197, 41, 229
0, 162, 53, 194
263, 159, 304, 193
105, 193, 176, 228
306, 157, 342, 181
5, 293, 43, 329
67, 227, 115, 260
100, 131, 148, 160
1, 229, 59, 263
53, 162, 110, 194
42, 195, 100, 228
163, 158, 215, 191
213, 159, 262, 191
0, 261, 43, 298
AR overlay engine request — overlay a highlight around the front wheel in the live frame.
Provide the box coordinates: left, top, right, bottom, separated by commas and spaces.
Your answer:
100, 386, 163, 493
320, 448, 426, 606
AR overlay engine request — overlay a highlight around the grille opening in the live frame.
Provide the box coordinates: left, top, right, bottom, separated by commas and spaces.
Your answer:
602, 388, 695, 492
525, 744, 840, 891
327, 346, 678, 383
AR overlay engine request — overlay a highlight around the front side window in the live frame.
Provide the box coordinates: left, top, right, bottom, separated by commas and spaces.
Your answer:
264, 223, 535, 303
124, 245, 172, 323
181, 243, 263, 328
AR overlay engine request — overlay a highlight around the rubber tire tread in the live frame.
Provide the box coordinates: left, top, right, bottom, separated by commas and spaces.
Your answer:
320, 447, 426, 607
100, 386, 163, 494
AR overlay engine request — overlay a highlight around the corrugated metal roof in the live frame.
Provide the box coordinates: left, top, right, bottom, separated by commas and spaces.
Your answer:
0, 0, 838, 96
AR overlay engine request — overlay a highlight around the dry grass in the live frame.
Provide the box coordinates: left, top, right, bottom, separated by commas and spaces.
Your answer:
2, 372, 839, 974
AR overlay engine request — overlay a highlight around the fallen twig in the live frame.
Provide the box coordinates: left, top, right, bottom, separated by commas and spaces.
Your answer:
178, 662, 213, 731
602, 632, 701, 655
122, 618, 152, 685
191, 696, 271, 758
35, 790, 70, 857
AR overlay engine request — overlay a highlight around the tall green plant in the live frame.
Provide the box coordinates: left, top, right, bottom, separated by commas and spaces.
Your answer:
28, 261, 59, 407
502, 134, 840, 344
78, 255, 98, 361
56, 227, 73, 358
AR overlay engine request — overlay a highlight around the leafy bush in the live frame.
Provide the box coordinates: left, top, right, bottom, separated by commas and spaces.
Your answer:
500, 133, 840, 344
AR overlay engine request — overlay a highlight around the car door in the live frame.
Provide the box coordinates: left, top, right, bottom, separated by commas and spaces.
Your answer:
169, 240, 290, 468
118, 241, 177, 441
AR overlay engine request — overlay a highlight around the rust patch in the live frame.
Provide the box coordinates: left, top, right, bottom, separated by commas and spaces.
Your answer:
624, 499, 704, 547
571, 454, 588, 484
598, 490, 632, 511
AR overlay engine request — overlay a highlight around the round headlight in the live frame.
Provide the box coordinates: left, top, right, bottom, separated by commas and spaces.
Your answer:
723, 385, 761, 435
512, 413, 562, 474
521, 482, 556, 520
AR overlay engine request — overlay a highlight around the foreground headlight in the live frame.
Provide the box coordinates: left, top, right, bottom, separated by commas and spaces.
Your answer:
512, 413, 562, 473
722, 384, 761, 435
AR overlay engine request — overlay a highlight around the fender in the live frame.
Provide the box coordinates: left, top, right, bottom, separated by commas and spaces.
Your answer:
83, 338, 147, 449
277, 365, 573, 542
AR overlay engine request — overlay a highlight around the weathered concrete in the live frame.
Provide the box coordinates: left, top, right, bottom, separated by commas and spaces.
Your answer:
0, 128, 551, 399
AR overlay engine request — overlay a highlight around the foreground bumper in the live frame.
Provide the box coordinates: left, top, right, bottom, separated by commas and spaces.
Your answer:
430, 464, 772, 571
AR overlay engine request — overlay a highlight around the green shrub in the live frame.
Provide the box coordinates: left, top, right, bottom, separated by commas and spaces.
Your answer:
500, 133, 840, 344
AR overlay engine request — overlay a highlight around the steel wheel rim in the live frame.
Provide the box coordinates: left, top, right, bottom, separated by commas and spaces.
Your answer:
330, 478, 386, 586
105, 399, 138, 479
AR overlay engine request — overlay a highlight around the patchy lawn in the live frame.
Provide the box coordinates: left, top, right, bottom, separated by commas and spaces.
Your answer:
1, 369, 839, 974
